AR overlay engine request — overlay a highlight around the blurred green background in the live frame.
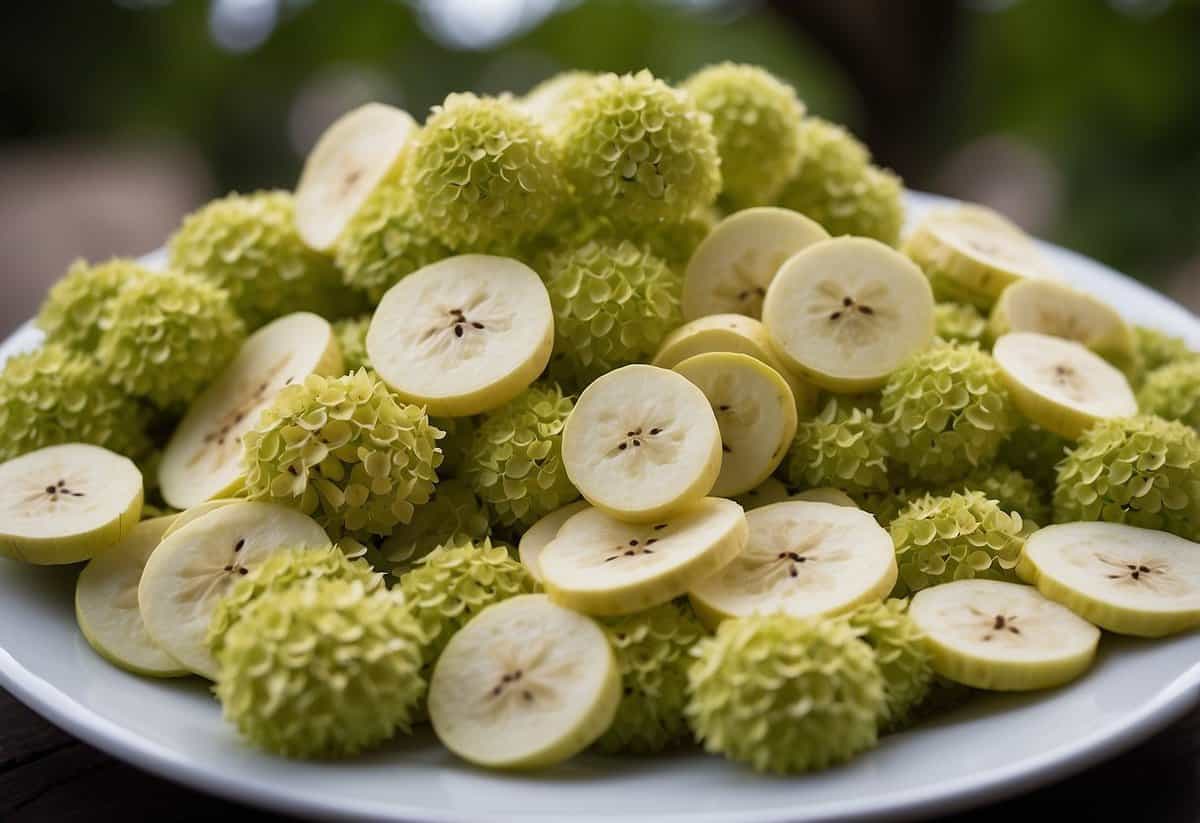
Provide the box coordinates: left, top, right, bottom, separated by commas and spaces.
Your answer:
1, 0, 1197, 334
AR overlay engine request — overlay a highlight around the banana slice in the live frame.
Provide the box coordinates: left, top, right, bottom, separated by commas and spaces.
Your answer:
993, 332, 1137, 439
518, 500, 590, 582
76, 516, 188, 677
909, 579, 1100, 691
1021, 522, 1200, 637
562, 364, 722, 522
681, 207, 829, 320
790, 487, 857, 507
429, 594, 620, 769
688, 501, 895, 628
294, 102, 417, 251
762, 237, 934, 393
161, 498, 240, 540
0, 444, 142, 565
673, 353, 797, 497
539, 497, 747, 616
138, 501, 329, 679
733, 477, 790, 510
367, 255, 553, 417
160, 312, 342, 510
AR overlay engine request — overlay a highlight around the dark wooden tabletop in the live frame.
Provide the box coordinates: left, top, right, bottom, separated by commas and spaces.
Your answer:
3, 686, 1198, 823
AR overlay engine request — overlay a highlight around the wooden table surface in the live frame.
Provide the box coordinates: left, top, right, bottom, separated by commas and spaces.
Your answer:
3, 686, 1198, 823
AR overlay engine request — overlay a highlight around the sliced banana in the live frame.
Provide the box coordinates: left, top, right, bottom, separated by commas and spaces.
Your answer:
562, 364, 722, 522
367, 255, 553, 417
161, 498, 240, 540
429, 594, 620, 769
688, 500, 895, 628
909, 579, 1100, 691
160, 312, 342, 510
993, 332, 1137, 439
0, 444, 142, 566
294, 102, 418, 251
539, 497, 748, 616
518, 500, 590, 582
790, 487, 857, 508
673, 352, 797, 497
76, 516, 188, 677
1021, 522, 1200, 638
733, 477, 790, 510
138, 501, 329, 679
681, 207, 829, 320
762, 237, 934, 393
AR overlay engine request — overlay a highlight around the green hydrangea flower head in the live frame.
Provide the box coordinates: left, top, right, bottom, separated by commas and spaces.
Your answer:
1053, 415, 1200, 541
776, 118, 903, 245
405, 92, 565, 252
168, 191, 355, 328
36, 258, 143, 350
934, 302, 988, 345
379, 479, 490, 575
944, 464, 1050, 525
97, 271, 245, 410
998, 422, 1068, 491
682, 63, 805, 210
558, 70, 721, 227
463, 382, 579, 529
687, 614, 884, 774
642, 209, 717, 268
881, 342, 1016, 484
332, 315, 372, 373
1138, 359, 1200, 428
537, 207, 714, 273
855, 487, 922, 528
430, 415, 476, 477
214, 578, 426, 758
206, 544, 384, 659
399, 537, 539, 664
520, 70, 599, 132
846, 599, 933, 732
596, 601, 706, 754
544, 240, 682, 388
1134, 325, 1193, 375
241, 369, 443, 540
890, 491, 1026, 596
787, 397, 892, 496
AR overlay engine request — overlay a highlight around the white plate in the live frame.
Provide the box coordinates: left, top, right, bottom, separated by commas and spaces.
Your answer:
2, 192, 1199, 823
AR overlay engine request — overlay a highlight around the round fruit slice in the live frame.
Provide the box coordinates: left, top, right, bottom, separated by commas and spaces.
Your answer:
367, 255, 553, 417
138, 501, 329, 679
161, 499, 240, 541
0, 444, 142, 566
790, 487, 857, 508
1021, 522, 1200, 637
682, 207, 829, 320
688, 500, 895, 628
294, 102, 418, 251
539, 497, 748, 616
762, 237, 935, 393
733, 477, 790, 510
160, 312, 342, 510
562, 364, 722, 522
76, 516, 187, 677
909, 579, 1099, 691
673, 352, 797, 497
429, 594, 620, 769
993, 332, 1137, 439
518, 500, 590, 582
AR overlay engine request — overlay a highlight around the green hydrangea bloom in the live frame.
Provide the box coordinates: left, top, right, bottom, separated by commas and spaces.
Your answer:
998, 422, 1068, 491
214, 578, 426, 758
881, 342, 1015, 484
596, 601, 705, 754
775, 118, 903, 244
241, 369, 442, 540
890, 491, 1026, 596
934, 302, 988, 345
332, 315, 372, 373
855, 487, 923, 528
463, 383, 579, 529
0, 344, 151, 462
787, 398, 892, 496
36, 258, 142, 351
1138, 359, 1200, 428
544, 240, 681, 388
168, 191, 356, 328
97, 271, 245, 410
1053, 415, 1200, 541
846, 599, 933, 732
1135, 325, 1193, 375
405, 93, 565, 252
379, 479, 490, 575
687, 614, 883, 774
539, 207, 715, 272
430, 415, 476, 477
206, 544, 384, 659
558, 70, 721, 227
520, 70, 599, 132
683, 63, 805, 210
944, 464, 1050, 525
399, 537, 538, 665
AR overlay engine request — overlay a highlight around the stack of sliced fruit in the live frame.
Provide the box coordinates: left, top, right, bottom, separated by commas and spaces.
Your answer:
2, 63, 1200, 777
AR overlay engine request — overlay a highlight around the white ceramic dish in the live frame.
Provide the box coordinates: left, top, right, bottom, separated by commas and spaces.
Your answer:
2, 192, 1199, 823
